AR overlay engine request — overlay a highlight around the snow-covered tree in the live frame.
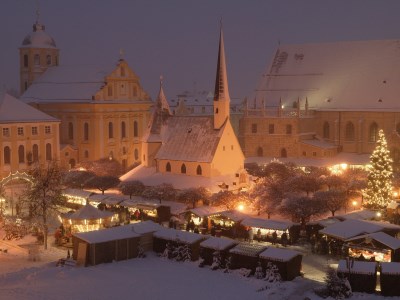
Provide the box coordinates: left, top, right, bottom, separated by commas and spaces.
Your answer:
279, 195, 325, 225
264, 262, 281, 283
314, 189, 347, 217
62, 170, 95, 189
142, 183, 176, 203
181, 244, 192, 262
211, 251, 222, 270
254, 261, 264, 279
224, 255, 232, 273
325, 267, 352, 299
85, 175, 120, 195
162, 242, 173, 259
137, 240, 145, 258
177, 187, 211, 208
119, 180, 145, 199
363, 129, 393, 209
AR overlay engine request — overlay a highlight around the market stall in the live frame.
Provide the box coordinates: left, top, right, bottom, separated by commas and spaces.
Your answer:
380, 262, 400, 297
259, 247, 302, 281
228, 243, 267, 273
199, 236, 237, 267
337, 259, 377, 293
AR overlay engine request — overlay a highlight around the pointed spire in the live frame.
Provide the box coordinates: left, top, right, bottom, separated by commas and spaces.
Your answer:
305, 97, 309, 115
213, 24, 230, 103
156, 75, 171, 115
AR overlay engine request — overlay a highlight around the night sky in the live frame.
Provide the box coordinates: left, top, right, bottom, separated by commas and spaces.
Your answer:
1, 0, 400, 100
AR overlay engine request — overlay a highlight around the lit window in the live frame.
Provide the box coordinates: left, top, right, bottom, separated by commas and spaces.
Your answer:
2, 128, 9, 137
18, 127, 24, 136
45, 126, 51, 134
31, 127, 38, 135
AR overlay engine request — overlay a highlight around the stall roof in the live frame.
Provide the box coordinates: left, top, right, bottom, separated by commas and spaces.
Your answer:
119, 197, 187, 215
335, 210, 377, 221
154, 228, 205, 244
229, 243, 267, 257
186, 206, 226, 218
200, 236, 237, 251
381, 262, 400, 275
62, 203, 113, 220
345, 232, 400, 250
100, 194, 127, 206
130, 221, 164, 234
309, 217, 342, 228
63, 188, 93, 199
215, 210, 249, 222
73, 224, 140, 244
88, 194, 110, 202
241, 217, 295, 231
338, 260, 377, 275
259, 247, 301, 262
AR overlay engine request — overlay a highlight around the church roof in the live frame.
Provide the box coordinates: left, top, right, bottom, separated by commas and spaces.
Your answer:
155, 116, 224, 163
256, 39, 400, 111
21, 22, 57, 49
0, 91, 58, 123
213, 27, 230, 103
20, 64, 115, 103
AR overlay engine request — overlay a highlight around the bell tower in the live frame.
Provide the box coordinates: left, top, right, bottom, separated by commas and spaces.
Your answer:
19, 10, 59, 94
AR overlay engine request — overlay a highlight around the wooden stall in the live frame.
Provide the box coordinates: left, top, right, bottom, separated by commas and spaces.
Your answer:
337, 259, 377, 293
208, 210, 248, 239
380, 262, 400, 297
228, 243, 267, 273
199, 236, 238, 266
72, 225, 140, 266
184, 206, 226, 232
153, 228, 207, 261
259, 247, 302, 281
130, 221, 164, 252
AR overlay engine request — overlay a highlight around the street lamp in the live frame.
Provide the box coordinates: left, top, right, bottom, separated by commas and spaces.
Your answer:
352, 200, 357, 211
237, 204, 245, 211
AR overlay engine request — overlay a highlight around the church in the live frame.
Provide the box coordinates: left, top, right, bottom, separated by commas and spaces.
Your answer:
19, 16, 153, 171
122, 28, 247, 192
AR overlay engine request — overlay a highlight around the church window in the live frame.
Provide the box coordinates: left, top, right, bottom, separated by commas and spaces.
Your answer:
216, 108, 219, 114
34, 54, 40, 65
133, 121, 138, 137
84, 150, 89, 158
231, 145, 234, 150
268, 124, 275, 134
134, 149, 139, 160
18, 127, 24, 136
133, 86, 137, 97
4, 146, 10, 164
286, 124, 292, 134
46, 55, 51, 65
281, 148, 287, 158
122, 147, 126, 155
292, 101, 298, 108
108, 122, 114, 139
45, 126, 51, 134
345, 122, 355, 141
196, 165, 202, 175
2, 128, 9, 137
166, 162, 171, 172
369, 122, 378, 142
202, 107, 205, 113
223, 146, 225, 151
257, 147, 263, 157
68, 122, 74, 140
32, 144, 39, 162
46, 143, 52, 161
108, 85, 113, 97
32, 127, 38, 135
120, 83, 126, 94
121, 67, 125, 77
302, 151, 306, 156
251, 124, 257, 133
323, 122, 330, 139
181, 164, 186, 174
23, 54, 28, 67
18, 145, 25, 163
84, 123, 89, 141
313, 152, 317, 157
121, 121, 126, 138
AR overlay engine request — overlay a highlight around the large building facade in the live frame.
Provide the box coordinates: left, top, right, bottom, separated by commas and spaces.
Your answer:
239, 39, 400, 169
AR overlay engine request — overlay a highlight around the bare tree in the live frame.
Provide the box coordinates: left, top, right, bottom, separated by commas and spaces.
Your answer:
62, 170, 95, 189
177, 187, 211, 208
211, 190, 236, 209
288, 173, 320, 196
314, 189, 347, 216
79, 158, 123, 177
279, 195, 325, 226
85, 175, 120, 195
119, 180, 145, 199
142, 183, 176, 203
22, 161, 66, 249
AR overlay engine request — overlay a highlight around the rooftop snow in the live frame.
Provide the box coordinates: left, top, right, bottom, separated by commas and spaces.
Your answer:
259, 247, 301, 262
153, 228, 205, 244
380, 262, 400, 274
63, 189, 93, 199
186, 206, 226, 218
241, 217, 295, 231
62, 203, 113, 220
73, 224, 140, 244
345, 232, 400, 250
229, 243, 267, 257
337, 260, 377, 275
200, 236, 237, 250
129, 220, 164, 234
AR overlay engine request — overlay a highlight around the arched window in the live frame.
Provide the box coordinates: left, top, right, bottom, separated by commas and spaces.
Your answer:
216, 108, 219, 114
108, 122, 114, 139
133, 121, 138, 137
166, 162, 171, 172
181, 164, 186, 174
69, 159, 76, 169
18, 145, 25, 163
133, 86, 137, 97
23, 54, 28, 67
257, 147, 263, 157
46, 143, 52, 161
68, 122, 74, 140
196, 165, 202, 175
134, 149, 139, 160
369, 122, 378, 142
84, 123, 89, 141
84, 150, 89, 159
46, 55, 51, 65
108, 85, 113, 97
32, 144, 39, 162
345, 122, 355, 141
281, 148, 287, 158
323, 122, 330, 139
34, 54, 40, 65
121, 121, 126, 138
122, 147, 126, 155
4, 146, 10, 164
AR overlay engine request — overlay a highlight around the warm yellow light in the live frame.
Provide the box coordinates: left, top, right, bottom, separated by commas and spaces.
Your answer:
78, 167, 86, 171
393, 192, 398, 198
237, 204, 245, 211
340, 163, 348, 170
376, 212, 382, 218
352, 200, 357, 207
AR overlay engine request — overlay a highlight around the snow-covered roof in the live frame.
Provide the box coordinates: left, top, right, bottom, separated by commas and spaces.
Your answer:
345, 232, 400, 250
229, 243, 267, 257
155, 116, 223, 163
256, 39, 400, 112
119, 197, 187, 215
336, 210, 377, 221
380, 262, 400, 275
309, 217, 342, 228
63, 189, 93, 199
0, 92, 58, 124
98, 194, 127, 206
153, 228, 205, 244
73, 224, 140, 244
120, 165, 241, 193
387, 200, 400, 209
200, 236, 237, 250
217, 210, 248, 222
259, 247, 301, 262
337, 260, 377, 275
62, 203, 113, 220
129, 220, 164, 234
186, 206, 226, 218
20, 64, 115, 103
241, 217, 295, 231
21, 22, 57, 49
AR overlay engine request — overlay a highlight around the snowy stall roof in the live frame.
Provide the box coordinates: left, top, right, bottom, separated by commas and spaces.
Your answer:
241, 217, 295, 231
336, 210, 377, 221
345, 232, 400, 250
119, 197, 187, 215
63, 189, 93, 199
229, 243, 267, 257
73, 224, 140, 244
120, 164, 240, 193
309, 217, 342, 228
153, 228, 205, 244
0, 92, 59, 124
186, 206, 226, 218
381, 262, 400, 275
63, 203, 113, 221
255, 39, 400, 112
216, 210, 248, 222
259, 247, 301, 262
99, 194, 127, 206
200, 236, 237, 251
87, 193, 111, 203
129, 221, 164, 235
319, 219, 398, 240
337, 260, 377, 275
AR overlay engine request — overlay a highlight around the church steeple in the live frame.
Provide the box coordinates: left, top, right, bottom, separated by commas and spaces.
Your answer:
213, 24, 230, 129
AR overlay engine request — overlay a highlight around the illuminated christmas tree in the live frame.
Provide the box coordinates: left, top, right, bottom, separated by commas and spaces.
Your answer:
363, 129, 393, 209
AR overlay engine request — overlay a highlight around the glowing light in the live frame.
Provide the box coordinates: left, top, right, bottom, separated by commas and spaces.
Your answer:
237, 204, 245, 211
352, 200, 357, 206
340, 163, 348, 170
376, 212, 382, 218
